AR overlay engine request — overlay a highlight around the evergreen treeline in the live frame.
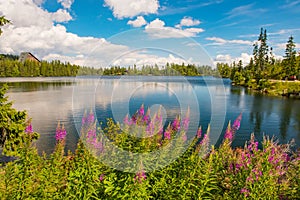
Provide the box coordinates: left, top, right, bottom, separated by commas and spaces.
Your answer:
217, 28, 300, 90
0, 56, 219, 77
0, 59, 80, 77
101, 63, 218, 76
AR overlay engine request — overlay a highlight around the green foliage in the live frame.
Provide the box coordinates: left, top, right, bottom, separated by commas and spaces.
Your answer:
0, 84, 39, 156
101, 63, 219, 76
77, 66, 103, 76
0, 16, 10, 35
217, 30, 300, 95
0, 54, 19, 60
0, 104, 299, 199
284, 35, 297, 77
0, 58, 80, 77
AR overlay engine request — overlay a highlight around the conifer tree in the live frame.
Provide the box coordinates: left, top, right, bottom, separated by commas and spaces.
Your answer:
284, 35, 297, 77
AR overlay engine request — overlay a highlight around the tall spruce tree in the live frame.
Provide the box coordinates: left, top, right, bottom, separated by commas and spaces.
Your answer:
284, 35, 297, 77
253, 28, 270, 82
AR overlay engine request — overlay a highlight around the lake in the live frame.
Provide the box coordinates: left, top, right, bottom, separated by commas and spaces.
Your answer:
1, 76, 300, 155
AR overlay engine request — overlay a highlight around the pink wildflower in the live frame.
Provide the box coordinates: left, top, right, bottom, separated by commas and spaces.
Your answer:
172, 116, 180, 131
25, 123, 33, 134
224, 122, 233, 141
87, 111, 95, 124
123, 114, 131, 125
196, 126, 202, 138
164, 128, 171, 140
99, 174, 105, 181
240, 188, 250, 197
55, 122, 67, 141
233, 113, 242, 131
138, 104, 145, 117
134, 170, 147, 183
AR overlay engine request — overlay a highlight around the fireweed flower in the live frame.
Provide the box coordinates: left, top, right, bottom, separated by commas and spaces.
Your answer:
200, 125, 210, 146
123, 114, 132, 126
172, 116, 180, 131
25, 122, 33, 134
198, 125, 210, 156
55, 122, 67, 141
182, 107, 190, 131
164, 126, 172, 140
247, 134, 258, 152
134, 170, 147, 183
131, 115, 137, 124
182, 117, 190, 131
143, 109, 151, 124
92, 139, 104, 152
146, 121, 155, 136
87, 111, 95, 124
224, 122, 233, 141
240, 188, 250, 197
87, 128, 97, 139
232, 113, 242, 131
248, 141, 258, 152
99, 174, 105, 182
81, 110, 87, 125
138, 104, 145, 117
196, 126, 202, 139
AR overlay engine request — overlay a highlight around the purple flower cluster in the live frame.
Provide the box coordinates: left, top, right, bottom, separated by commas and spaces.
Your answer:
224, 122, 233, 141
123, 114, 132, 126
124, 105, 152, 126
82, 111, 87, 125
138, 104, 145, 116
247, 140, 259, 152
240, 188, 250, 197
172, 116, 180, 132
55, 122, 67, 141
134, 170, 147, 183
87, 112, 95, 124
164, 126, 172, 140
99, 174, 105, 182
196, 125, 210, 156
25, 122, 33, 134
232, 113, 242, 131
196, 127, 202, 139
199, 125, 210, 146
223, 113, 242, 143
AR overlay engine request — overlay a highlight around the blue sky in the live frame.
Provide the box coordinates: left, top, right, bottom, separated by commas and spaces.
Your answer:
0, 0, 299, 67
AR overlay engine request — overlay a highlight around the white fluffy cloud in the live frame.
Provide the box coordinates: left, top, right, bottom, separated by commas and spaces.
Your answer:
214, 51, 285, 65
104, 0, 159, 19
145, 18, 204, 39
206, 37, 253, 45
51, 9, 73, 23
276, 42, 300, 50
176, 16, 201, 28
57, 0, 74, 9
0, 0, 197, 68
112, 52, 192, 67
214, 53, 253, 65
127, 16, 147, 27
33, 0, 45, 6
0, 0, 130, 67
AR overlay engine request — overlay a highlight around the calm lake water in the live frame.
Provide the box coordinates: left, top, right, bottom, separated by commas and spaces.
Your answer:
1, 76, 300, 155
